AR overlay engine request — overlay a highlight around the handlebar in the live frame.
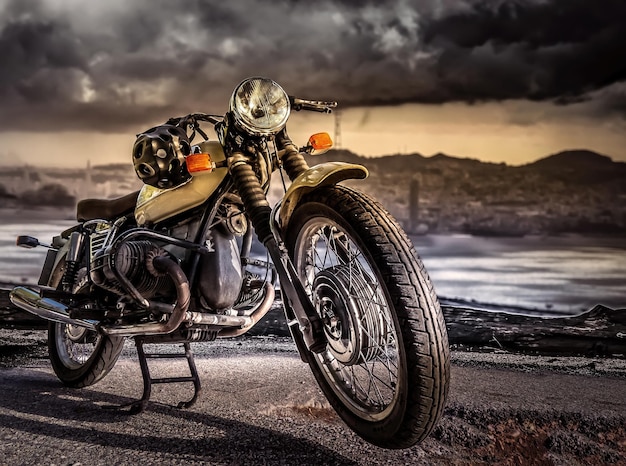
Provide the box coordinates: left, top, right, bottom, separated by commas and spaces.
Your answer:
168, 113, 223, 127
289, 97, 337, 113
163, 96, 337, 144
164, 113, 223, 142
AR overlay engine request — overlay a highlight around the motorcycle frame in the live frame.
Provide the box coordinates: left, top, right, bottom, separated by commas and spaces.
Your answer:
27, 115, 369, 361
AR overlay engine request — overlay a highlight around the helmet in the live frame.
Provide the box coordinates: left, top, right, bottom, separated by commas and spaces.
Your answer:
132, 124, 192, 189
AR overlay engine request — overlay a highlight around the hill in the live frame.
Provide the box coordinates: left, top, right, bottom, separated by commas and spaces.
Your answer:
307, 149, 626, 236
521, 150, 626, 184
0, 149, 624, 236
525, 149, 616, 170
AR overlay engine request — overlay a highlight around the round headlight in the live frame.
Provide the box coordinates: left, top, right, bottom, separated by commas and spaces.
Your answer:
229, 77, 290, 136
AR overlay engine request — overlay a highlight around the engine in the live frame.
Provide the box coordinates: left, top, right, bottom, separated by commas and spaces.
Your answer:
89, 226, 243, 311
195, 226, 243, 310
90, 240, 173, 299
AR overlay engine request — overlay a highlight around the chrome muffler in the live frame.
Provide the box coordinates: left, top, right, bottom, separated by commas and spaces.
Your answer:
9, 286, 97, 331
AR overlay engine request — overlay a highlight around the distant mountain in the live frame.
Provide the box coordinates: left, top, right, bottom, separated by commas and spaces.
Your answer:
93, 163, 131, 171
307, 147, 626, 236
310, 149, 498, 174
525, 150, 617, 170
521, 150, 626, 184
314, 148, 625, 180
1, 148, 624, 235
322, 149, 626, 170
315, 150, 426, 173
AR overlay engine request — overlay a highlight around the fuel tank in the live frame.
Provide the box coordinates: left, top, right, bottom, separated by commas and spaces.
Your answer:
135, 141, 228, 226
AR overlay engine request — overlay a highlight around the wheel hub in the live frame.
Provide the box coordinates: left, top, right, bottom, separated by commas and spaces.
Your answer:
313, 266, 387, 365
65, 324, 95, 344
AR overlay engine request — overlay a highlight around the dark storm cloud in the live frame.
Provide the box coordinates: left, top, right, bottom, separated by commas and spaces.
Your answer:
0, 17, 87, 100
0, 0, 624, 132
419, 0, 626, 103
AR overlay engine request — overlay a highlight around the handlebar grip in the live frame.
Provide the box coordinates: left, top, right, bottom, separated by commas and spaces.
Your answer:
290, 97, 337, 113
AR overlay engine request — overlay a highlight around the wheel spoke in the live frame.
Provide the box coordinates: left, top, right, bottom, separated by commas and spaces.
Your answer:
56, 324, 100, 368
294, 218, 403, 420
361, 360, 390, 406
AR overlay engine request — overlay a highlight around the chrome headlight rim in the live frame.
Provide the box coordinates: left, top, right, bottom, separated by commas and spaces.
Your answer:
229, 77, 291, 137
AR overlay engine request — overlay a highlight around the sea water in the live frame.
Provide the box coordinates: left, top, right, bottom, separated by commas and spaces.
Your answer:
411, 234, 626, 314
1, 219, 624, 314
0, 221, 75, 284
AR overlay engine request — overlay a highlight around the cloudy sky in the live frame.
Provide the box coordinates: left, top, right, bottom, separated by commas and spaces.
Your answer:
1, 0, 625, 167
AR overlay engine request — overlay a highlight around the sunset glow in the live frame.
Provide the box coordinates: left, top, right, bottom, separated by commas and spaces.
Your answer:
0, 1, 625, 167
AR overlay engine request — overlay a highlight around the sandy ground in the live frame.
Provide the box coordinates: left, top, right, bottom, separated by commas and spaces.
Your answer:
0, 330, 625, 465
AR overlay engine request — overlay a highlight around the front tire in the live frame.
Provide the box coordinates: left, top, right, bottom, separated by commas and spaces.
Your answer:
286, 186, 450, 449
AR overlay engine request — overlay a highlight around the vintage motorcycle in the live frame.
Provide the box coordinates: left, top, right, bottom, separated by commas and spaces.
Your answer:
10, 77, 450, 449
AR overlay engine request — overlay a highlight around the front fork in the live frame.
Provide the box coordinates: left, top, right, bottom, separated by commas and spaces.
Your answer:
227, 147, 326, 355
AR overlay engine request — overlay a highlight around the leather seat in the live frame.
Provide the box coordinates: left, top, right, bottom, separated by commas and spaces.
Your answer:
76, 190, 140, 222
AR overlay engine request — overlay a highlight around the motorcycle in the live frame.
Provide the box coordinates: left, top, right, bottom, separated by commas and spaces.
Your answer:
9, 77, 450, 449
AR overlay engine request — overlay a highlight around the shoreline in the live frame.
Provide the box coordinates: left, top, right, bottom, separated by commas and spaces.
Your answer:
2, 278, 612, 319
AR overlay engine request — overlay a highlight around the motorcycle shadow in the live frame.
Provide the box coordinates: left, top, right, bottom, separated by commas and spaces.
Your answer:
0, 366, 359, 465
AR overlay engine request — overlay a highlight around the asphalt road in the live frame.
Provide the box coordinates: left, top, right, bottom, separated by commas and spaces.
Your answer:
1, 336, 625, 465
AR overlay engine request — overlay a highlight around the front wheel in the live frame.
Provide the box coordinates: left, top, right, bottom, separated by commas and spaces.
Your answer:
286, 186, 450, 449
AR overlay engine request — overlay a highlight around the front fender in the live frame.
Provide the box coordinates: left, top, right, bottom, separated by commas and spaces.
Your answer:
279, 162, 368, 228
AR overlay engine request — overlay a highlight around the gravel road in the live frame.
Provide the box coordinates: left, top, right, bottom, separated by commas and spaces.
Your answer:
1, 331, 625, 465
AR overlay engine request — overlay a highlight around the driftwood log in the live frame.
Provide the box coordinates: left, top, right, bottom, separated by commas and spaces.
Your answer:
1, 285, 624, 357
0, 285, 44, 330
440, 301, 626, 356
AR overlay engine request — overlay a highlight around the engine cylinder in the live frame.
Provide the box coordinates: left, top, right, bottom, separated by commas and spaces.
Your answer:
91, 240, 173, 298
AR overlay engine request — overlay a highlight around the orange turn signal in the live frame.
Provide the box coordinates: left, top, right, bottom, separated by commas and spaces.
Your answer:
308, 132, 333, 151
186, 153, 214, 173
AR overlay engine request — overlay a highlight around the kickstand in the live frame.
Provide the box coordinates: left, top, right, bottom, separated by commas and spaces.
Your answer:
105, 336, 202, 414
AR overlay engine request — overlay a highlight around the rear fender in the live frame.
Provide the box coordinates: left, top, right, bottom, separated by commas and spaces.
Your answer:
278, 162, 368, 229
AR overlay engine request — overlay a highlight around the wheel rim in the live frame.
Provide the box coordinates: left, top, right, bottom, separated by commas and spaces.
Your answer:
293, 219, 403, 421
53, 324, 101, 370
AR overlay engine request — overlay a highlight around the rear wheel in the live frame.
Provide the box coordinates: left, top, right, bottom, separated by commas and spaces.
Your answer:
48, 322, 124, 388
48, 262, 124, 388
286, 186, 450, 449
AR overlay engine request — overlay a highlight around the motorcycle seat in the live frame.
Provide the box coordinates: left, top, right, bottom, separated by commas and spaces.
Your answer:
77, 190, 140, 222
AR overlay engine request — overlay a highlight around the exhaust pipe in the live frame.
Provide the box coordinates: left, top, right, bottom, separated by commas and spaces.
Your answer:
10, 259, 268, 339
9, 286, 97, 331
101, 256, 191, 337
218, 281, 275, 338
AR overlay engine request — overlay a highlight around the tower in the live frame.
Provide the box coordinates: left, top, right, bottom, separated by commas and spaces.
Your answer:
79, 159, 92, 200
409, 177, 419, 234
334, 109, 342, 149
